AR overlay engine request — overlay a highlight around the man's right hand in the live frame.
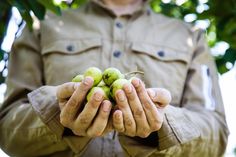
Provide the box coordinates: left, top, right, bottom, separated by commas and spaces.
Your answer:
56, 77, 113, 137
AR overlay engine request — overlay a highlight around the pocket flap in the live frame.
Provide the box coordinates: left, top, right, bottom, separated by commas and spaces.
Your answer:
131, 42, 190, 63
42, 38, 102, 55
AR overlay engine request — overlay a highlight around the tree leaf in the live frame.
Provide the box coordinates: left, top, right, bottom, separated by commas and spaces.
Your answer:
223, 48, 236, 64
27, 0, 46, 20
37, 0, 61, 15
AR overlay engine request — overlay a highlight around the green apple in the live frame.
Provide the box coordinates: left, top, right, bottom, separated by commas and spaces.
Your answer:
102, 67, 125, 86
84, 67, 102, 86
97, 80, 106, 87
87, 86, 110, 101
72, 74, 84, 82
110, 78, 129, 99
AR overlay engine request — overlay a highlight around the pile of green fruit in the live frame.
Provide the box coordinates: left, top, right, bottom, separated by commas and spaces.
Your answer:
72, 67, 138, 103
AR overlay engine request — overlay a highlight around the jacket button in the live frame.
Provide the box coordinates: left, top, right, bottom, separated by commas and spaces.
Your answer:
116, 22, 123, 28
113, 50, 121, 58
66, 45, 74, 52
157, 51, 165, 57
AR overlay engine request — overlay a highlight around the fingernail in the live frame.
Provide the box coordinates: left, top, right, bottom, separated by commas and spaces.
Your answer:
117, 90, 125, 101
124, 84, 132, 93
116, 113, 121, 119
132, 78, 139, 87
83, 77, 93, 85
148, 89, 155, 98
103, 101, 111, 112
115, 111, 122, 119
94, 92, 103, 101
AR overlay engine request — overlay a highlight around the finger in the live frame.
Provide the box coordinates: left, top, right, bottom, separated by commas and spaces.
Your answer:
56, 82, 78, 99
147, 88, 171, 108
113, 110, 124, 132
87, 100, 112, 137
74, 89, 104, 135
60, 77, 93, 127
101, 116, 114, 136
58, 100, 67, 110
132, 78, 162, 131
123, 83, 150, 138
115, 90, 136, 136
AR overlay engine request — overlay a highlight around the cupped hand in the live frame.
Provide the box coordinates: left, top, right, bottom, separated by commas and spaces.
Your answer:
112, 78, 171, 138
56, 77, 113, 137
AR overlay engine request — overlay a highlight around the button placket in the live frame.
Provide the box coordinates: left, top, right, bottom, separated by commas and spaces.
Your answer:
113, 50, 122, 58
110, 17, 126, 66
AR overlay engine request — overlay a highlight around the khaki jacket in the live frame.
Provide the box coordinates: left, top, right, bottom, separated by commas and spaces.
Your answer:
0, 0, 229, 157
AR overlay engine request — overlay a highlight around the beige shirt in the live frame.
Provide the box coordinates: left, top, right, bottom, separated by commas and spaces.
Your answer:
0, 0, 229, 157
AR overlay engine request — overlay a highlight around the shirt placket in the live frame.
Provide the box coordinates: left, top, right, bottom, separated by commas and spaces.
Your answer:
110, 17, 128, 67
100, 16, 128, 157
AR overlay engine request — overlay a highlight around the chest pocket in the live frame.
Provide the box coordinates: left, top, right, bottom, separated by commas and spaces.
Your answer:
41, 38, 102, 85
130, 42, 191, 105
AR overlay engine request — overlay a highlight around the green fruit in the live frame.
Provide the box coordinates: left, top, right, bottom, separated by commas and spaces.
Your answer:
84, 67, 102, 86
72, 74, 84, 82
97, 80, 106, 87
110, 78, 129, 99
100, 86, 111, 100
87, 86, 110, 101
102, 67, 125, 86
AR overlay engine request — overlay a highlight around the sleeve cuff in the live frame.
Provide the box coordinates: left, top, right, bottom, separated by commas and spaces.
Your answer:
158, 105, 201, 150
27, 86, 91, 154
27, 86, 64, 137
118, 105, 201, 156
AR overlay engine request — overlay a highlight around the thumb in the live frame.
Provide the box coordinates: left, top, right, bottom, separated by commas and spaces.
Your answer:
147, 88, 171, 107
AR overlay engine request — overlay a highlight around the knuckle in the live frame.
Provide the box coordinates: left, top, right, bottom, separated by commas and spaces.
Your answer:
72, 129, 85, 136
78, 114, 91, 125
138, 128, 150, 138
126, 132, 136, 137
87, 133, 96, 138
64, 83, 73, 92
68, 97, 78, 107
116, 127, 125, 132
99, 112, 109, 120
140, 132, 150, 138
151, 123, 162, 131
151, 119, 162, 130
133, 108, 144, 118
87, 129, 103, 137
124, 117, 133, 127
60, 117, 70, 127
90, 101, 100, 109
142, 98, 152, 109
117, 102, 126, 109
127, 91, 136, 101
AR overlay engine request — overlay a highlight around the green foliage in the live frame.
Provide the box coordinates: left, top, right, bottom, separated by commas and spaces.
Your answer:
150, 0, 236, 74
0, 0, 236, 83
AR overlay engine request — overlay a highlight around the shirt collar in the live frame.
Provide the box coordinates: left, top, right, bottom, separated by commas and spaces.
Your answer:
89, 0, 151, 17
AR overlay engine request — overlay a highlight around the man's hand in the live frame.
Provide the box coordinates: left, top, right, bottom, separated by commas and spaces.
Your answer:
56, 77, 113, 137
112, 78, 171, 138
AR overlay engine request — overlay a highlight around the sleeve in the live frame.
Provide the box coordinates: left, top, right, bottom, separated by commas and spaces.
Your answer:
0, 27, 90, 157
118, 29, 229, 157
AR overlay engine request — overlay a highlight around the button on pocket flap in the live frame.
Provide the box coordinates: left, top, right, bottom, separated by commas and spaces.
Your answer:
131, 43, 190, 63
42, 38, 102, 55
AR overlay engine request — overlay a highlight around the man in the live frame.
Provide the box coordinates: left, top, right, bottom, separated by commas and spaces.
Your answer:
0, 0, 229, 156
